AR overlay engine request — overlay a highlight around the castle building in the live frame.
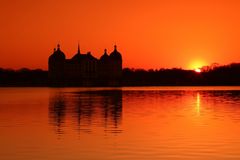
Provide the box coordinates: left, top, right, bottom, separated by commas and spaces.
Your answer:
48, 44, 122, 86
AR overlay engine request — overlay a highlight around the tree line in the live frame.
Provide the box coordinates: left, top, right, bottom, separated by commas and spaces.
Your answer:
1, 63, 240, 86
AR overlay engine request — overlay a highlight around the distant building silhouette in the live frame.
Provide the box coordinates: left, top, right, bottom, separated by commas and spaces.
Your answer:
48, 44, 122, 86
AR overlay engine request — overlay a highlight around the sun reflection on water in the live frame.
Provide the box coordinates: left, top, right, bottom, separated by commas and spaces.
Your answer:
196, 92, 200, 116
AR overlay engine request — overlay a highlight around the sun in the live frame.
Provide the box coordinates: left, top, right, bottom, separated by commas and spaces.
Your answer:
195, 68, 201, 73
188, 60, 206, 72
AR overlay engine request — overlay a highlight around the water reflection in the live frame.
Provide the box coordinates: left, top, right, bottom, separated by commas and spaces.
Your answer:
196, 92, 201, 116
3, 87, 240, 159
49, 89, 122, 135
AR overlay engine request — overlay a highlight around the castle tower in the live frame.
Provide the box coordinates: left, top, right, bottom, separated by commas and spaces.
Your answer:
99, 49, 110, 85
109, 45, 122, 86
48, 44, 66, 86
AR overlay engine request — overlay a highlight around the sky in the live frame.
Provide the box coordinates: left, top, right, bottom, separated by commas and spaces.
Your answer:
1, 0, 240, 70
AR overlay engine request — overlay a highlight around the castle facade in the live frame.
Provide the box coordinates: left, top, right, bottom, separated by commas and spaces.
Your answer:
48, 44, 122, 86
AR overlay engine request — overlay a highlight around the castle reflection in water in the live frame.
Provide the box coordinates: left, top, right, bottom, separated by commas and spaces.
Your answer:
49, 89, 122, 135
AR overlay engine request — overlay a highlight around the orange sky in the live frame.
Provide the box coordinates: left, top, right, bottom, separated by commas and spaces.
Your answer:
1, 0, 240, 70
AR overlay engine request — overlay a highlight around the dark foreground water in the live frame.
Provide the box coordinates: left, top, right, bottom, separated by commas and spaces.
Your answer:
1, 87, 240, 160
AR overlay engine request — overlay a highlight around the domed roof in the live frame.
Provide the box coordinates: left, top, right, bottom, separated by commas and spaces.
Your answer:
110, 45, 122, 60
100, 49, 109, 61
49, 44, 66, 61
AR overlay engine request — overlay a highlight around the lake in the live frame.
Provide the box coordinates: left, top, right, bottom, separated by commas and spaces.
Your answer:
1, 87, 240, 160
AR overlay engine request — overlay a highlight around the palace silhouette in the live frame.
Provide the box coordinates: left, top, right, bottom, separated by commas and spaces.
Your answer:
48, 44, 122, 86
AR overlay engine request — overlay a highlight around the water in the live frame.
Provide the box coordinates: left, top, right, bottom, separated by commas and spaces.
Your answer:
1, 87, 240, 160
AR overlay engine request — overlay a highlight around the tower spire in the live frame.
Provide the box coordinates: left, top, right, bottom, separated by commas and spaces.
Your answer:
77, 43, 80, 54
57, 43, 60, 50
114, 44, 117, 51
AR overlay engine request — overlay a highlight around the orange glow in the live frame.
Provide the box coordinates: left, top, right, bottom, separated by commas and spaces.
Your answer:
1, 1, 240, 69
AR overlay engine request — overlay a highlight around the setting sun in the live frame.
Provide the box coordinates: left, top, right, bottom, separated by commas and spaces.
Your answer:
189, 60, 206, 71
195, 68, 201, 73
